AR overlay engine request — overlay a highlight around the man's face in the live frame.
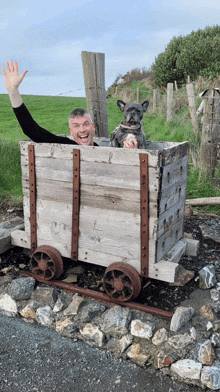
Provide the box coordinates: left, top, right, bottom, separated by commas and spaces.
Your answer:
69, 115, 95, 146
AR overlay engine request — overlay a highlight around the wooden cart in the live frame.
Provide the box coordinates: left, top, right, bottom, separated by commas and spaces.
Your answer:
11, 140, 189, 302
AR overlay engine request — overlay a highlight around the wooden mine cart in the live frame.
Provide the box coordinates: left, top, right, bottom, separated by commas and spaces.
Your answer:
11, 140, 189, 302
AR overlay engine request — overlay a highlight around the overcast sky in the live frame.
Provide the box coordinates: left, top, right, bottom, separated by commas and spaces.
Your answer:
1, 0, 220, 97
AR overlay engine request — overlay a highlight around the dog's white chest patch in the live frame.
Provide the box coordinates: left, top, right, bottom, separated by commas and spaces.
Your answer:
125, 133, 135, 140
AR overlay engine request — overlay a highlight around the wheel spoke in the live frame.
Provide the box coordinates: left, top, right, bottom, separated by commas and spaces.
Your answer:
105, 279, 114, 288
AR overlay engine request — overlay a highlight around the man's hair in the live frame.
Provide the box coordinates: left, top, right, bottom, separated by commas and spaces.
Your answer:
68, 108, 93, 125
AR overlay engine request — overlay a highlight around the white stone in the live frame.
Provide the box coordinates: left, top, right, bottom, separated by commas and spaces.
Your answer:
201, 366, 220, 390
99, 306, 131, 336
0, 294, 17, 315
35, 305, 54, 326
63, 294, 84, 316
190, 327, 197, 340
55, 318, 73, 333
152, 328, 168, 345
207, 321, 213, 330
211, 333, 220, 347
130, 319, 155, 339
168, 333, 193, 349
119, 334, 133, 353
198, 340, 215, 365
199, 265, 217, 289
19, 301, 37, 320
126, 343, 150, 367
171, 359, 202, 380
170, 307, 194, 332
80, 323, 105, 347
53, 297, 65, 313
210, 289, 220, 302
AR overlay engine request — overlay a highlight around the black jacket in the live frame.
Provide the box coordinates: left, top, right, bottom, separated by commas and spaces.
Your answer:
13, 103, 99, 146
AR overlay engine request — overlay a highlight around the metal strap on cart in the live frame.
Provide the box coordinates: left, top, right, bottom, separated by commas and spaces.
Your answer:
139, 153, 149, 278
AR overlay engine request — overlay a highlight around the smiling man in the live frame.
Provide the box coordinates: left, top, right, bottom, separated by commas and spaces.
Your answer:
1, 60, 98, 146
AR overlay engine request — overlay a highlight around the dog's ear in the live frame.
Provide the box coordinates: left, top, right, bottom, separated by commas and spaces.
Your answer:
141, 100, 149, 113
117, 100, 126, 112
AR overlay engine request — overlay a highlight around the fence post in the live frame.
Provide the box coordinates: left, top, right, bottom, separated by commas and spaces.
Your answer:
200, 89, 220, 178
81, 51, 108, 137
153, 89, 159, 112
137, 88, 140, 103
167, 83, 173, 121
174, 81, 178, 91
186, 83, 199, 140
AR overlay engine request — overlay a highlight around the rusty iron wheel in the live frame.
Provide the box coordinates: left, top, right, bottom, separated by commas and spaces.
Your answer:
103, 262, 141, 302
31, 245, 63, 280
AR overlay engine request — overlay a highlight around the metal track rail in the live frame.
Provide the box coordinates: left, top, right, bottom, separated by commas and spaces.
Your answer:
19, 271, 173, 319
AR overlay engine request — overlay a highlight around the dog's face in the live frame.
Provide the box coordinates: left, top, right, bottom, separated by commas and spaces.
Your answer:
117, 100, 149, 125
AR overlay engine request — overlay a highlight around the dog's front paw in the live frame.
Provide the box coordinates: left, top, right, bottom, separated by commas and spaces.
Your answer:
123, 135, 138, 149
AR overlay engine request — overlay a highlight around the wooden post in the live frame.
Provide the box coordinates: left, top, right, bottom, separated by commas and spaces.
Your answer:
167, 83, 173, 121
137, 88, 140, 103
115, 86, 118, 96
81, 51, 108, 137
153, 89, 159, 112
186, 83, 199, 140
200, 89, 220, 178
174, 81, 178, 91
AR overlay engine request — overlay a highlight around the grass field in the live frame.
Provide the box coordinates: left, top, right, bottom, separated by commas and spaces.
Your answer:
0, 93, 219, 214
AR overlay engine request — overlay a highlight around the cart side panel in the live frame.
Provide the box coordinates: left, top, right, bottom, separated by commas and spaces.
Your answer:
19, 142, 161, 274
155, 144, 189, 262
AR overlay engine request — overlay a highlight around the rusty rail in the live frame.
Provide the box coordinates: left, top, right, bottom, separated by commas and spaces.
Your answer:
20, 271, 173, 319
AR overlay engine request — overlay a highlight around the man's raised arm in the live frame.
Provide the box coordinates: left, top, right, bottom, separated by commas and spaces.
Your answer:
1, 60, 28, 108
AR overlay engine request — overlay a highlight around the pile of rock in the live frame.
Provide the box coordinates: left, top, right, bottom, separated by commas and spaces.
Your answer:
0, 273, 220, 390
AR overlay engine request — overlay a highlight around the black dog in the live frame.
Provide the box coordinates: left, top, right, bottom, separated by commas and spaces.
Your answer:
110, 100, 149, 149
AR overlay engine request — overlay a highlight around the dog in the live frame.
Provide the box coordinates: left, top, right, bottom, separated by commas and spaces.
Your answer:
110, 100, 150, 149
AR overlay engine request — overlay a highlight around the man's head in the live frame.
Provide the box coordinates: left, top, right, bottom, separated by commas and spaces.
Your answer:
69, 108, 95, 146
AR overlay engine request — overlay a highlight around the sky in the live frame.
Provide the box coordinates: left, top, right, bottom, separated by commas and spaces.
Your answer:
1, 0, 220, 97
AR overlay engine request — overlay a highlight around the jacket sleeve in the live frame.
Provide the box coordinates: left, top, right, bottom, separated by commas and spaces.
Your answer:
13, 103, 77, 144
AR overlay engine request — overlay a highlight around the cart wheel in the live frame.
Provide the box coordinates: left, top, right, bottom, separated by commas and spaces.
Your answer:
31, 245, 63, 280
103, 262, 141, 302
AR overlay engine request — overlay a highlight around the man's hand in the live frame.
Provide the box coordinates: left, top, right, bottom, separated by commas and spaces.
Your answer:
123, 136, 138, 149
1, 60, 27, 108
1, 60, 28, 91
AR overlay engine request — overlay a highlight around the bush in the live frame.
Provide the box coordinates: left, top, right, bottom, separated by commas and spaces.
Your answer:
153, 25, 220, 87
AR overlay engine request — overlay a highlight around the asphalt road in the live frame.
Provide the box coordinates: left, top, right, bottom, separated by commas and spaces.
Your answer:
0, 314, 203, 392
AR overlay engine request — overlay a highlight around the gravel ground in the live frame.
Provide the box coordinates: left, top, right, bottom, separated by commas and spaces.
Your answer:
0, 210, 220, 391
0, 314, 204, 392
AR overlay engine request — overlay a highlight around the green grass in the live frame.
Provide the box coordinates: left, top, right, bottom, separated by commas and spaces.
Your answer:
0, 93, 219, 214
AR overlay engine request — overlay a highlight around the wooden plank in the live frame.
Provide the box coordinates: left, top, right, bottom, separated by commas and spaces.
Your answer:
22, 180, 159, 219
20, 141, 161, 168
156, 218, 184, 261
21, 160, 160, 193
11, 228, 157, 268
161, 141, 190, 166
23, 196, 159, 242
148, 260, 180, 283
158, 183, 187, 215
157, 201, 185, 239
11, 230, 31, 249
160, 156, 188, 191
162, 240, 186, 263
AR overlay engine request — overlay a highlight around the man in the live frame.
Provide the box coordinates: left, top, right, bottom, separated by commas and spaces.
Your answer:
2, 60, 138, 148
1, 60, 97, 146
